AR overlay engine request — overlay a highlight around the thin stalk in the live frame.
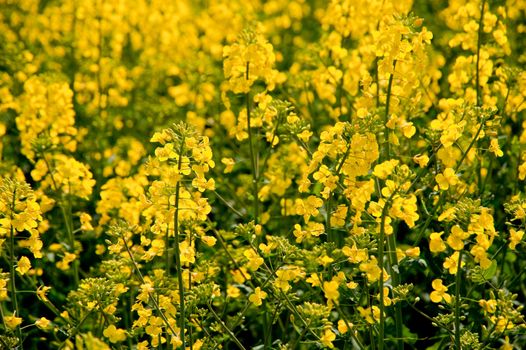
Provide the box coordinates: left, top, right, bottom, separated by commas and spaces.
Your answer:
475, 0, 487, 107
367, 285, 376, 350
57, 310, 93, 349
212, 190, 243, 217
69, 0, 77, 104
289, 319, 311, 350
215, 227, 321, 343
383, 60, 397, 160
121, 233, 178, 339
66, 181, 80, 286
386, 233, 404, 350
246, 62, 259, 223
375, 58, 380, 107
377, 188, 401, 350
63, 195, 79, 287
408, 303, 455, 336
208, 303, 247, 350
378, 209, 387, 350
326, 195, 333, 243
173, 136, 187, 349
328, 142, 352, 244
377, 185, 406, 350
259, 111, 284, 177
377, 58, 398, 349
41, 154, 79, 287
454, 250, 463, 349
165, 200, 171, 272
9, 194, 22, 344
334, 303, 366, 350
122, 293, 133, 350
188, 232, 193, 350
413, 116, 487, 247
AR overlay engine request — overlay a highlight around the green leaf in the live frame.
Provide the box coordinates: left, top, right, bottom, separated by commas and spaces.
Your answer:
482, 260, 497, 280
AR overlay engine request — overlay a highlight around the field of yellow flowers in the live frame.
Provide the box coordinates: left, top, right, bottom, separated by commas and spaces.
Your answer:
1, 0, 525, 349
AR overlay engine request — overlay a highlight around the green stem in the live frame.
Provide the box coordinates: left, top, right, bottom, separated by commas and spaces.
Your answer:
42, 155, 79, 287
212, 190, 243, 217
57, 310, 93, 349
121, 233, 179, 340
377, 58, 397, 348
383, 60, 397, 160
246, 62, 259, 223
69, 0, 77, 105
413, 116, 487, 247
173, 136, 187, 349
326, 194, 333, 244
9, 216, 22, 344
378, 209, 387, 350
289, 319, 311, 350
165, 200, 171, 273
208, 303, 247, 350
66, 181, 80, 286
386, 233, 404, 350
454, 250, 463, 349
334, 303, 365, 350
122, 292, 133, 350
475, 0, 487, 107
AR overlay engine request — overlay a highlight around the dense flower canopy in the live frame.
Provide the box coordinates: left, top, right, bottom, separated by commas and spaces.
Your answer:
0, 0, 525, 349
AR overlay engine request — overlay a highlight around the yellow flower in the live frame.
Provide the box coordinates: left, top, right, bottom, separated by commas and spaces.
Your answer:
337, 319, 350, 334
519, 162, 526, 180
379, 287, 393, 306
4, 315, 22, 329
249, 287, 267, 306
429, 231, 447, 253
179, 240, 196, 265
358, 306, 380, 324
330, 204, 348, 227
323, 280, 340, 304
221, 157, 235, 173
500, 336, 513, 350
80, 213, 94, 231
244, 249, 264, 271
401, 122, 416, 138
35, 317, 52, 330
342, 244, 368, 263
318, 255, 334, 267
227, 285, 241, 298
405, 246, 420, 258
56, 252, 77, 270
0, 278, 8, 301
489, 138, 503, 157
359, 257, 386, 282
373, 160, 399, 180
306, 273, 322, 287
201, 235, 216, 247
447, 225, 469, 251
479, 299, 497, 313
320, 329, 336, 348
438, 207, 456, 222
223, 28, 281, 94
16, 256, 31, 275
413, 154, 429, 168
436, 168, 458, 190
430, 279, 451, 303
103, 325, 127, 343
443, 251, 464, 274
509, 229, 524, 250
145, 316, 163, 338
36, 285, 51, 302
